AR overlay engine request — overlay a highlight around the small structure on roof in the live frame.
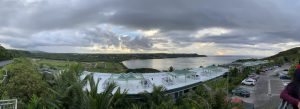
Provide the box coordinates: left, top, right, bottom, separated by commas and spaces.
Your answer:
108, 73, 145, 81
104, 72, 151, 89
167, 70, 198, 83
203, 65, 222, 76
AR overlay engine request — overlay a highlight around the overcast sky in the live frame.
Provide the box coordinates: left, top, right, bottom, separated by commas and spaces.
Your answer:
0, 0, 300, 56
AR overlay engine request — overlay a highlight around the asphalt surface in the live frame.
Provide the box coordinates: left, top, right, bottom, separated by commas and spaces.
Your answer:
254, 64, 290, 109
232, 64, 290, 109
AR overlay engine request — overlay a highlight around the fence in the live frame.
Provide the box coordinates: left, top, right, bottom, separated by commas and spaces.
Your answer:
0, 99, 17, 109
278, 100, 293, 109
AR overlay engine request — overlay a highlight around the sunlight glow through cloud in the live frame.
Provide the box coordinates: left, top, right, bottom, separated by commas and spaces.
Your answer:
194, 28, 232, 38
138, 29, 160, 37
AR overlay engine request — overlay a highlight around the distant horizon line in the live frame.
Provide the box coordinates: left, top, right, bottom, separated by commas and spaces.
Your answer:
6, 48, 270, 58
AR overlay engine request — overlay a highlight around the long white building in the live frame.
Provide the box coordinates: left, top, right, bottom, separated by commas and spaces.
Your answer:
82, 66, 228, 98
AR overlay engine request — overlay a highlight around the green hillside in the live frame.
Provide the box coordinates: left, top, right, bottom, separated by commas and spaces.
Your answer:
0, 45, 12, 61
7, 49, 31, 58
266, 47, 300, 62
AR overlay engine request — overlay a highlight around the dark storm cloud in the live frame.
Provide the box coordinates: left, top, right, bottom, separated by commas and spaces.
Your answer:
219, 44, 276, 51
104, 0, 300, 31
121, 36, 153, 50
0, 0, 155, 51
0, 26, 154, 51
0, 0, 108, 32
3, 0, 298, 32
102, 0, 300, 46
199, 30, 300, 45
105, 0, 237, 31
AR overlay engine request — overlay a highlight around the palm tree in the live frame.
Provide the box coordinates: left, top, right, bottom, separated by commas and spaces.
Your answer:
31, 63, 131, 109
179, 91, 211, 109
131, 104, 142, 109
45, 63, 88, 109
27, 94, 60, 109
139, 86, 175, 109
85, 75, 128, 109
192, 85, 231, 109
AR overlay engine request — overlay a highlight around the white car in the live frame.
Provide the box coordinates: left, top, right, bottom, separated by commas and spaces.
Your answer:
248, 74, 259, 81
282, 80, 291, 87
283, 82, 289, 87
241, 78, 256, 86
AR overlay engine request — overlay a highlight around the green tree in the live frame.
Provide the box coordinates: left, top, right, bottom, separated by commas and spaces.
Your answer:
5, 71, 48, 103
288, 63, 297, 78
0, 45, 12, 61
85, 77, 128, 109
274, 57, 285, 65
2, 58, 48, 106
48, 64, 87, 109
169, 66, 174, 72
177, 90, 210, 109
255, 68, 262, 75
192, 85, 232, 109
139, 86, 175, 109
27, 94, 59, 109
229, 68, 238, 77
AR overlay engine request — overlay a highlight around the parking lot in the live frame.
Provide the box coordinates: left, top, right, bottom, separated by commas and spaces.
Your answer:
231, 85, 255, 103
256, 64, 291, 109
232, 64, 291, 109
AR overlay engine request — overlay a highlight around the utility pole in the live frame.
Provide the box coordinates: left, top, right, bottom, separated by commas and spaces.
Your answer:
227, 69, 230, 98
227, 71, 228, 95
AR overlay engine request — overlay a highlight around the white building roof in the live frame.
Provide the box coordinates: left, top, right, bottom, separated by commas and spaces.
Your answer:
82, 67, 228, 94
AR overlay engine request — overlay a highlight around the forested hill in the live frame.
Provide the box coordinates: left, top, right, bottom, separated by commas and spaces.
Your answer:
266, 47, 300, 62
7, 49, 32, 58
0, 46, 205, 62
27, 53, 205, 62
0, 45, 12, 61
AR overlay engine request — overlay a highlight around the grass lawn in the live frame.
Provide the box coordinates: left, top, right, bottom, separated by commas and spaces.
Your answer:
205, 77, 229, 90
34, 59, 127, 73
34, 59, 77, 70
83, 62, 127, 73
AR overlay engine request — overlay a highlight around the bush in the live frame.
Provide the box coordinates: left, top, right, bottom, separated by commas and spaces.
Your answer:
288, 63, 296, 79
2, 58, 49, 104
126, 68, 160, 73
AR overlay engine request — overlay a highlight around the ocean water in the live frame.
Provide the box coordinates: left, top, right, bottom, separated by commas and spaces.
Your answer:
122, 56, 261, 71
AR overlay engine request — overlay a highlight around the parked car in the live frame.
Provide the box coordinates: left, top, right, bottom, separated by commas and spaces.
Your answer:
283, 69, 289, 71
283, 82, 290, 87
230, 98, 244, 104
248, 74, 259, 81
281, 71, 288, 75
280, 75, 291, 80
242, 78, 256, 86
232, 88, 250, 98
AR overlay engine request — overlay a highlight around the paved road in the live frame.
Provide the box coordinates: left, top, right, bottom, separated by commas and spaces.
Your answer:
0, 60, 12, 67
254, 64, 290, 109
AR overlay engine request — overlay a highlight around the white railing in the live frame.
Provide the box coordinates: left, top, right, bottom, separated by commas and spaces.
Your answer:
0, 99, 17, 109
278, 100, 292, 109
1, 70, 8, 83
